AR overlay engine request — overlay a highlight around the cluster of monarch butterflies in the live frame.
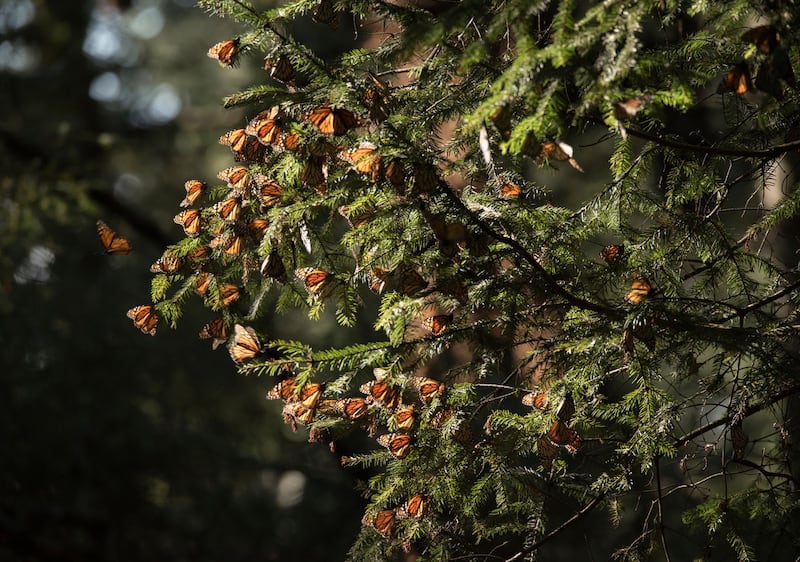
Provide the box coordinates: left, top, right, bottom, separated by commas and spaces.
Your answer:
260, 364, 457, 544
520, 389, 582, 469
717, 25, 796, 98
102, 14, 687, 549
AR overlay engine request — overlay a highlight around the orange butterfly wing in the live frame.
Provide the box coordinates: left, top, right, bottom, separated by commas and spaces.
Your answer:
97, 220, 132, 255
199, 316, 229, 350
180, 180, 206, 207
377, 433, 412, 459
229, 324, 261, 364
625, 276, 652, 304
295, 267, 333, 297
127, 305, 157, 335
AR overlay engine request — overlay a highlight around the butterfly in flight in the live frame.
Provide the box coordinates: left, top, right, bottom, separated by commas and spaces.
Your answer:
229, 324, 261, 364
97, 220, 132, 255
127, 305, 157, 335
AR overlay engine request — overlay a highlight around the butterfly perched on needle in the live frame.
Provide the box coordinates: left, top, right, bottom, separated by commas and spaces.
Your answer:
97, 220, 132, 255
207, 38, 239, 67
625, 276, 652, 305
362, 510, 396, 538
149, 253, 182, 274
547, 419, 582, 455
127, 305, 157, 335
359, 379, 402, 410
303, 105, 358, 135
217, 166, 250, 194
173, 209, 201, 237
229, 324, 261, 364
180, 179, 206, 208
410, 376, 444, 403
396, 493, 429, 519
376, 432, 412, 459
423, 313, 453, 336
390, 404, 416, 431
333, 397, 371, 421
295, 267, 334, 298
521, 389, 548, 410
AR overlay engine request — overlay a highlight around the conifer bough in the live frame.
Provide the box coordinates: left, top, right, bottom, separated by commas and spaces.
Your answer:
134, 0, 800, 559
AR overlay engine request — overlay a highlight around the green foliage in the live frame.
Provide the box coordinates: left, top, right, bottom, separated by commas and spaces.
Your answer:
131, 0, 800, 559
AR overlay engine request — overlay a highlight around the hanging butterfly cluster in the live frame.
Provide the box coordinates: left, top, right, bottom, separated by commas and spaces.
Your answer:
107, 0, 688, 554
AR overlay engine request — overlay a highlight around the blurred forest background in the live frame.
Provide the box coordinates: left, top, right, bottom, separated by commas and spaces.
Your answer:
0, 0, 368, 560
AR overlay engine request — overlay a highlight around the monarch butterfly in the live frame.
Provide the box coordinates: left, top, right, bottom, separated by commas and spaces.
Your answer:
742, 25, 777, 55
522, 390, 548, 410
217, 166, 251, 193
399, 269, 428, 296
218, 284, 242, 307
365, 71, 390, 122
173, 209, 201, 237
261, 249, 287, 283
536, 435, 559, 469
247, 218, 269, 241
362, 510, 395, 538
245, 107, 283, 146
229, 324, 261, 364
264, 54, 296, 86
625, 276, 652, 305
423, 313, 453, 336
547, 420, 582, 454
600, 244, 624, 266
334, 397, 370, 420
411, 162, 440, 195
295, 267, 333, 297
96, 220, 132, 255
718, 64, 750, 95
538, 140, 584, 172
304, 106, 358, 135
613, 96, 651, 121
186, 245, 211, 268
282, 401, 315, 426
625, 316, 656, 354
359, 380, 401, 410
180, 179, 206, 208
254, 174, 283, 208
267, 378, 298, 401
296, 382, 324, 409
391, 404, 416, 431
219, 128, 248, 151
411, 376, 444, 403
731, 421, 748, 461
300, 156, 328, 190
194, 271, 212, 297
199, 316, 229, 350
500, 181, 522, 198
127, 305, 158, 336
429, 407, 454, 428
207, 38, 239, 67
377, 433, 412, 459
149, 253, 182, 274
396, 493, 429, 519
339, 142, 383, 182
211, 233, 242, 256
381, 158, 406, 188
367, 267, 390, 295
212, 197, 241, 223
